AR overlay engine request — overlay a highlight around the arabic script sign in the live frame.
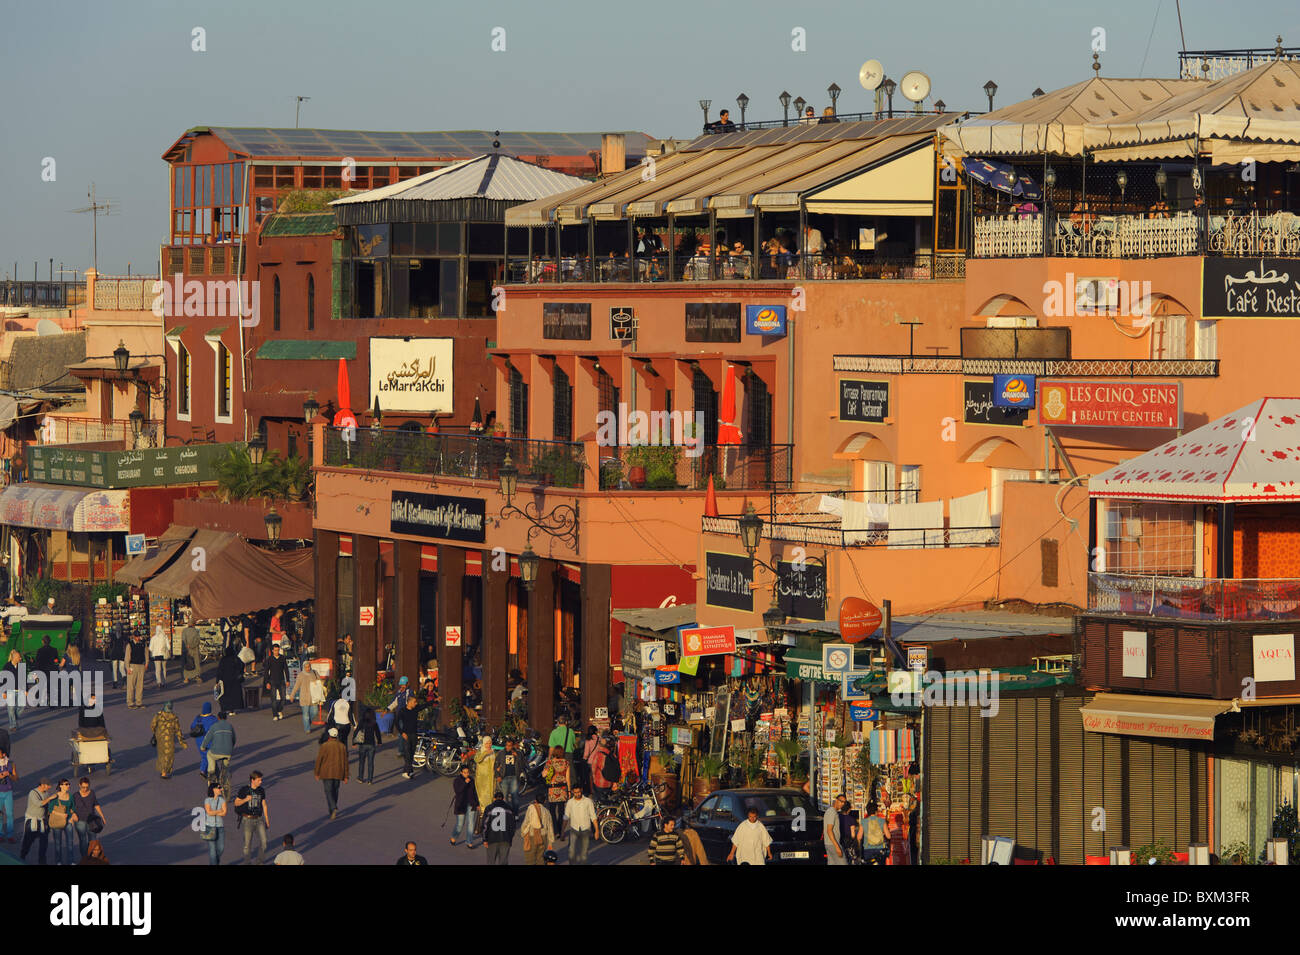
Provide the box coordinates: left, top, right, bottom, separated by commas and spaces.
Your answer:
369, 337, 454, 414
27, 442, 232, 489
1203, 258, 1300, 319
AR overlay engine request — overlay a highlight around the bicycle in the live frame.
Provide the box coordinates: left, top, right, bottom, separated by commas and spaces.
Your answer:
596, 781, 662, 844
208, 755, 232, 798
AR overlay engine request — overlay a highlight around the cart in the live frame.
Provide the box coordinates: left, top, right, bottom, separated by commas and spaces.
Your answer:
70, 728, 112, 776
9, 615, 81, 662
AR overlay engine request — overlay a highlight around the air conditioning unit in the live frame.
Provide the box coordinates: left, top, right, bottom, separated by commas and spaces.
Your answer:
1124, 517, 1143, 540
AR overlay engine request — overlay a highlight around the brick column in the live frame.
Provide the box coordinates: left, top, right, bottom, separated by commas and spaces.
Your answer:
528, 559, 557, 734
436, 546, 466, 727
314, 529, 338, 662
395, 539, 420, 685
481, 550, 510, 724
581, 563, 612, 725
353, 534, 378, 692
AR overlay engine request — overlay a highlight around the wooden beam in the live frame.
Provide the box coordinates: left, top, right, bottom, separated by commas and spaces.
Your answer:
395, 539, 420, 685
581, 563, 612, 725
436, 546, 466, 727
353, 534, 379, 692
481, 551, 509, 724
528, 559, 557, 734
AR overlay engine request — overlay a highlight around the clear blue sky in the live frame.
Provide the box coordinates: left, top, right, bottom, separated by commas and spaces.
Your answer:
0, 0, 1295, 277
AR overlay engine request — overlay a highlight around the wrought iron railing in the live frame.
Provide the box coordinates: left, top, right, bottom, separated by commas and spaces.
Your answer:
505, 251, 962, 284
832, 355, 1219, 377
1, 280, 86, 308
703, 515, 999, 549
1088, 572, 1300, 621
40, 416, 159, 446
321, 427, 585, 489
1178, 47, 1300, 80
598, 443, 793, 491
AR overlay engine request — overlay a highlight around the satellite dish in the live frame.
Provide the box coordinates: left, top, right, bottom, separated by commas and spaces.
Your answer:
859, 60, 884, 91
35, 318, 63, 336
900, 70, 932, 103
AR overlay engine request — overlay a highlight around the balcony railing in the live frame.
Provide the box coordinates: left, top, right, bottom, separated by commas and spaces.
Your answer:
832, 355, 1219, 377
41, 417, 159, 446
704, 515, 999, 549
973, 211, 1300, 259
322, 428, 585, 489
598, 443, 793, 491
505, 251, 964, 285
1, 279, 86, 308
1089, 572, 1300, 621
92, 275, 162, 311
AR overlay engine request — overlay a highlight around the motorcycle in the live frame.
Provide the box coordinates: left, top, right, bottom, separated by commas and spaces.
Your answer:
415, 729, 469, 777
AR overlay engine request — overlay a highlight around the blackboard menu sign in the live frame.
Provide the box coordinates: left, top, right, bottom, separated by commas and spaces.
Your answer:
542, 303, 592, 340
777, 560, 827, 620
1203, 258, 1300, 319
839, 379, 889, 422
685, 303, 742, 343
964, 380, 1027, 427
391, 491, 487, 543
705, 551, 752, 611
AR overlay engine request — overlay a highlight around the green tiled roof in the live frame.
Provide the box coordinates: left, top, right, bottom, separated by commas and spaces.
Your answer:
259, 212, 339, 237
256, 340, 356, 360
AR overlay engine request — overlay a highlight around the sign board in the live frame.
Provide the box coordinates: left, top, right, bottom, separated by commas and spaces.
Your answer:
669, 726, 693, 746
390, 490, 486, 544
1038, 379, 1182, 430
888, 670, 922, 695
1254, 633, 1296, 682
655, 667, 680, 685
685, 303, 742, 343
704, 552, 752, 611
542, 303, 592, 340
593, 707, 609, 720
609, 306, 636, 342
907, 646, 928, 673
359, 606, 375, 627
680, 625, 736, 657
27, 441, 235, 489
776, 560, 826, 620
745, 304, 787, 336
640, 640, 667, 669
993, 374, 1036, 409
849, 705, 878, 722
838, 379, 889, 423
730, 718, 748, 732
963, 380, 1028, 427
843, 673, 873, 701
1121, 630, 1149, 679
125, 533, 146, 556
445, 626, 462, 647
822, 643, 854, 677
1203, 258, 1300, 319
640, 677, 657, 702
840, 597, 882, 643
369, 337, 454, 414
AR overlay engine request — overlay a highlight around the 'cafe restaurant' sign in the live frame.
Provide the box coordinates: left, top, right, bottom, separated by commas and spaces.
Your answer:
1203, 258, 1300, 319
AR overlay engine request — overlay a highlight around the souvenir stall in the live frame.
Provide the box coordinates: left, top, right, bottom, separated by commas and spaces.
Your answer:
91, 591, 149, 652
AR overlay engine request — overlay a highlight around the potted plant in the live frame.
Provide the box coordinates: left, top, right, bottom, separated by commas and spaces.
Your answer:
774, 739, 802, 786
694, 754, 725, 805
625, 445, 680, 490
363, 678, 396, 733
652, 748, 681, 812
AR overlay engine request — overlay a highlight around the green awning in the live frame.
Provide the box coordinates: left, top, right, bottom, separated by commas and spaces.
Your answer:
256, 340, 357, 360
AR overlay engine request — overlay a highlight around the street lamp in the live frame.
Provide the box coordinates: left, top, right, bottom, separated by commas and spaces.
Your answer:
519, 545, 540, 592
113, 341, 129, 376
128, 409, 144, 439
827, 82, 841, 112
1154, 166, 1168, 199
793, 96, 806, 120
738, 503, 764, 556
736, 93, 749, 127
762, 593, 787, 642
497, 452, 519, 505
1045, 167, 1057, 188
1116, 169, 1128, 205
779, 91, 792, 127
881, 78, 896, 115
699, 99, 711, 127
248, 433, 266, 466
934, 99, 946, 113
371, 395, 383, 434
303, 398, 320, 424
264, 506, 283, 543
983, 80, 998, 111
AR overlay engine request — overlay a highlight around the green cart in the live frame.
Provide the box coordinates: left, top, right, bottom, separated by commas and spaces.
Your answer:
6, 615, 81, 663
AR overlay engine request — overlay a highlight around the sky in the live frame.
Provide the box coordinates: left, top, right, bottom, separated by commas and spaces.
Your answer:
0, 0, 1296, 277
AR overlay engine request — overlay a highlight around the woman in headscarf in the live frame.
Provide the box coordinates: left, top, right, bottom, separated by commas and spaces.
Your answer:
148, 625, 170, 689
78, 839, 110, 865
215, 645, 245, 714
180, 612, 201, 686
473, 735, 495, 814
149, 701, 187, 779
190, 701, 218, 777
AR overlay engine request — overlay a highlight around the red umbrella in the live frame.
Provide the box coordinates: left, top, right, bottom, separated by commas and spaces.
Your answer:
718, 364, 743, 445
333, 358, 356, 428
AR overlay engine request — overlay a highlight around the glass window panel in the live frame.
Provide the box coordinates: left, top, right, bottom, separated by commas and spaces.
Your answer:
413, 223, 438, 255
440, 259, 459, 317
465, 260, 497, 317
390, 259, 409, 318
232, 164, 244, 203
182, 167, 192, 207
199, 165, 211, 205
408, 258, 440, 317
390, 223, 413, 256
468, 223, 503, 255
174, 169, 183, 207
438, 222, 461, 253
356, 224, 389, 259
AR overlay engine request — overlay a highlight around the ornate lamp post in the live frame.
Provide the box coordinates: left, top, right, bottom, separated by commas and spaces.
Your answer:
779, 91, 791, 127
736, 93, 749, 128
497, 452, 579, 549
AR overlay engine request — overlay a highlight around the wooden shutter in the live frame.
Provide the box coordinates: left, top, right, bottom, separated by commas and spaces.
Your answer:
987, 700, 1017, 846
1040, 539, 1059, 587
1058, 697, 1086, 863
1128, 738, 1156, 849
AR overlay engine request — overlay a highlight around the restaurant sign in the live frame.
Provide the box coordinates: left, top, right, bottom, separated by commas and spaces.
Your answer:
963, 380, 1028, 427
1081, 710, 1215, 741
1203, 258, 1300, 319
776, 560, 826, 621
27, 442, 232, 489
543, 303, 593, 340
838, 379, 889, 423
390, 490, 486, 544
705, 551, 752, 611
1122, 630, 1149, 679
1253, 633, 1296, 683
370, 337, 454, 414
1037, 379, 1181, 429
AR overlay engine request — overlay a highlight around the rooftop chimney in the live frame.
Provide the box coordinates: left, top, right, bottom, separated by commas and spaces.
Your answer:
601, 134, 626, 176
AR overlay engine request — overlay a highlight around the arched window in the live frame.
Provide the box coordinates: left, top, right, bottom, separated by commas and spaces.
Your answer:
307, 274, 315, 330
273, 274, 281, 331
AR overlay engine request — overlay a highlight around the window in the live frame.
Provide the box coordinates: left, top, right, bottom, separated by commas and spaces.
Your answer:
178, 343, 191, 418
1194, 319, 1217, 360
307, 274, 315, 330
743, 371, 771, 446
1101, 501, 1196, 576
553, 366, 573, 442
693, 368, 718, 445
898, 465, 921, 500
509, 366, 528, 438
272, 274, 281, 331
169, 161, 244, 244
215, 341, 233, 421
866, 461, 896, 503
1151, 315, 1187, 360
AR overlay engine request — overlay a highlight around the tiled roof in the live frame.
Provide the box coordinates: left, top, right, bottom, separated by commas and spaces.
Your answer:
260, 213, 339, 237
256, 340, 357, 360
2, 331, 87, 392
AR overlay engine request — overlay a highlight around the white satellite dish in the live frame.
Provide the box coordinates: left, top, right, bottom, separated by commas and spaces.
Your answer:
900, 70, 932, 104
35, 318, 63, 336
859, 60, 884, 91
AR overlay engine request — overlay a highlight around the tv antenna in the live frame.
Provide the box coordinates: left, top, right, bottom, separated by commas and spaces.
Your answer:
69, 182, 116, 275
900, 71, 932, 112
295, 95, 311, 127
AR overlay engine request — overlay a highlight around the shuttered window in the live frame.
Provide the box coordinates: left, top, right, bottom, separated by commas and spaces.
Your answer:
1041, 539, 1059, 587
508, 366, 528, 438
553, 366, 573, 442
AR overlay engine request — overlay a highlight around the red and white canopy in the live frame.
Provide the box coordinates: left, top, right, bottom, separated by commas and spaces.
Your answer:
1089, 398, 1300, 502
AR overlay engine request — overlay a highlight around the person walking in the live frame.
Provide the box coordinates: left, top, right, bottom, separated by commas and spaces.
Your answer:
180, 614, 201, 685
190, 702, 218, 778
264, 645, 290, 722
215, 645, 245, 715
482, 789, 515, 865
647, 815, 686, 865
0, 746, 16, 844
126, 634, 148, 708
321, 696, 353, 744
48, 779, 75, 864
149, 700, 187, 779
70, 777, 104, 857
201, 711, 236, 784
273, 833, 303, 865
824, 793, 847, 865
234, 770, 270, 865
862, 802, 889, 865
353, 706, 382, 784
562, 785, 597, 865
886, 802, 911, 865
496, 738, 526, 812
519, 792, 554, 865
33, 635, 58, 679
450, 765, 480, 848
543, 745, 571, 835
290, 663, 323, 733
4, 649, 22, 730
202, 781, 227, 865
680, 817, 709, 865
107, 626, 126, 690
396, 694, 424, 780
473, 734, 495, 808
727, 806, 772, 865
313, 727, 349, 820
19, 777, 55, 864
148, 625, 170, 688
396, 841, 428, 865
547, 715, 577, 767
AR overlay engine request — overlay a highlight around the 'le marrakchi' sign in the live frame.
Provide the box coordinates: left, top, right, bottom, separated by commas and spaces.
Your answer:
391, 491, 486, 544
